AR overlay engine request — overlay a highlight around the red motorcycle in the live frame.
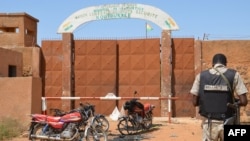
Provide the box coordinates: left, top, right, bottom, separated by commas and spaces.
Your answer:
29, 103, 107, 141
117, 93, 155, 135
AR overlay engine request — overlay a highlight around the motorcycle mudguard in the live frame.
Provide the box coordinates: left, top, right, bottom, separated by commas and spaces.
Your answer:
118, 116, 128, 121
29, 122, 36, 131
91, 114, 104, 124
144, 103, 155, 113
94, 114, 105, 118
144, 103, 151, 111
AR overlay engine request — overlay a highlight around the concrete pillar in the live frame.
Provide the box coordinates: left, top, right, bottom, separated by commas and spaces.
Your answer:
194, 40, 202, 119
194, 40, 202, 74
62, 33, 74, 111
160, 30, 172, 117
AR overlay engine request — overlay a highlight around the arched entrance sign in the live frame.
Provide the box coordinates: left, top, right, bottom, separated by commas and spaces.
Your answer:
57, 3, 179, 33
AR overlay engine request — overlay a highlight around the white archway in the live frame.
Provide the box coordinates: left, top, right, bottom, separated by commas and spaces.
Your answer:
57, 3, 179, 33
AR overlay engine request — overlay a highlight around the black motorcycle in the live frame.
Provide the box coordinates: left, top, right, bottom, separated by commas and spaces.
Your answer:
117, 98, 155, 135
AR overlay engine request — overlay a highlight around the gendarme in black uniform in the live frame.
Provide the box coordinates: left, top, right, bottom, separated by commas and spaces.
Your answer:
199, 68, 236, 120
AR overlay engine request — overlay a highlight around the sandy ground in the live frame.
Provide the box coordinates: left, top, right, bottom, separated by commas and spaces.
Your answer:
10, 117, 202, 141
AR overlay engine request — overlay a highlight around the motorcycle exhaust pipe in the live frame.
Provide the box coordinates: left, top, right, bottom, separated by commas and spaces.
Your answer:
30, 132, 79, 141
31, 135, 64, 140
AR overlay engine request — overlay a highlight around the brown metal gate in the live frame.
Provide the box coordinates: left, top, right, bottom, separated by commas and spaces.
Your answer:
74, 38, 161, 116
41, 37, 195, 117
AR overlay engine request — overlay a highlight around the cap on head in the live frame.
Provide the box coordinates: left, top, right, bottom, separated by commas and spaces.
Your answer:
212, 53, 227, 66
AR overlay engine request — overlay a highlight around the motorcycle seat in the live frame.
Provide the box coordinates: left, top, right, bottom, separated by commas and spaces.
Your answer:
31, 114, 61, 122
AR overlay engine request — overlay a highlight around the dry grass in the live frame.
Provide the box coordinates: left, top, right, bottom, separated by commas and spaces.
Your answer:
0, 117, 25, 141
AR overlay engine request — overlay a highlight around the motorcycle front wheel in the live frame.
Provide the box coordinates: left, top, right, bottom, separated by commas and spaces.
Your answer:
92, 116, 109, 132
85, 126, 107, 141
117, 118, 136, 135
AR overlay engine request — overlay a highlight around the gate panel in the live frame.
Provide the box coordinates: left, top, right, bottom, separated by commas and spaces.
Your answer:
172, 38, 195, 117
74, 40, 117, 114
41, 41, 63, 113
118, 39, 161, 116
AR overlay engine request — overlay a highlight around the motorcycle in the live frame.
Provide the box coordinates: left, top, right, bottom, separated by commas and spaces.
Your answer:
51, 102, 109, 132
117, 97, 155, 135
29, 103, 107, 141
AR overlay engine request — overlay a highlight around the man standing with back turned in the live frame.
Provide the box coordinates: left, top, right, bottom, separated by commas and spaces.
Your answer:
190, 53, 248, 141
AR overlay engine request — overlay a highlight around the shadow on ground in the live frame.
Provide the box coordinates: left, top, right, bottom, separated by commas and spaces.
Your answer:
107, 123, 163, 141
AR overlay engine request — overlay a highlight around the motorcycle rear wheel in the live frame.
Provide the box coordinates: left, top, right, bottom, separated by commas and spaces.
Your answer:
85, 126, 107, 141
143, 118, 153, 130
143, 113, 153, 129
143, 118, 152, 129
30, 124, 47, 141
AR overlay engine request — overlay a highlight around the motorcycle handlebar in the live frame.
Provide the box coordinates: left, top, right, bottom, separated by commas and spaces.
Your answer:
79, 102, 94, 107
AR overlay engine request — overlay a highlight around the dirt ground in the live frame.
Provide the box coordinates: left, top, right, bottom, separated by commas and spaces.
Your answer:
11, 117, 202, 141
